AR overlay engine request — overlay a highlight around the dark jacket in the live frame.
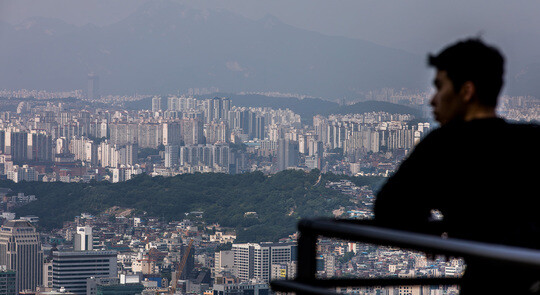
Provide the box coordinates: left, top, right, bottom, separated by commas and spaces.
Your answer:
375, 118, 540, 293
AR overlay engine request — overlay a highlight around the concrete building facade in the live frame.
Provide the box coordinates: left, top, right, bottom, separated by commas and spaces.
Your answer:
52, 251, 117, 295
0, 220, 43, 293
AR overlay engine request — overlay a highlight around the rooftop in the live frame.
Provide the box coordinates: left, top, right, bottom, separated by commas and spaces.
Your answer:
3, 219, 34, 228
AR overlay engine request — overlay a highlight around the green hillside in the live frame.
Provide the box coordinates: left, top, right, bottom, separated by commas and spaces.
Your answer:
8, 170, 383, 242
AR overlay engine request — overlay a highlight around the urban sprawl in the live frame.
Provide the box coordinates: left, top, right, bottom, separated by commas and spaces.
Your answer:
0, 86, 537, 295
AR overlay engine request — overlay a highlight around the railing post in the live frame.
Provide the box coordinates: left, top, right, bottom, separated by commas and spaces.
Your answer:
274, 219, 540, 294
297, 219, 318, 283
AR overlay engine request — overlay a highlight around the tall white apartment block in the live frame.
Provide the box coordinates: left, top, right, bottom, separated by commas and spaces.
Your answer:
74, 226, 93, 251
232, 242, 296, 283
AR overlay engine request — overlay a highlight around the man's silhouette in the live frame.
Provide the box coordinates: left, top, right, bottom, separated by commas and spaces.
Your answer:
375, 39, 540, 294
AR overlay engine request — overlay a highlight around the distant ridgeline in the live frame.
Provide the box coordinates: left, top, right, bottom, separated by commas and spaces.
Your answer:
212, 94, 425, 122
126, 93, 424, 123
8, 170, 383, 242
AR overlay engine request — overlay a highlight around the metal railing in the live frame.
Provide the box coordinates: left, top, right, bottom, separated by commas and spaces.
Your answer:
270, 218, 540, 294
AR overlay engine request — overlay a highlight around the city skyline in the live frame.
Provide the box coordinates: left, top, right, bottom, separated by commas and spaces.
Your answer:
0, 1, 538, 294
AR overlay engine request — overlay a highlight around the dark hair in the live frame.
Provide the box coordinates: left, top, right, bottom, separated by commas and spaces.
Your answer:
428, 38, 505, 107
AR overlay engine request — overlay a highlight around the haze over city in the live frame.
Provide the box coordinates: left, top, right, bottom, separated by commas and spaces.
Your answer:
0, 1, 538, 295
2, 0, 540, 98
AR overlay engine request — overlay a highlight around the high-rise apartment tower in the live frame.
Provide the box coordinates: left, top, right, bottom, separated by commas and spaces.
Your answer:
0, 220, 43, 293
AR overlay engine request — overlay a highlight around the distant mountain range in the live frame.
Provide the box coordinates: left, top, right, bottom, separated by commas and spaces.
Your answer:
507, 62, 540, 98
207, 94, 424, 121
0, 0, 426, 99
2, 1, 538, 99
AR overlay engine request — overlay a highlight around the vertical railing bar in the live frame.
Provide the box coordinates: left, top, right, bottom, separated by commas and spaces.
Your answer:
297, 219, 319, 284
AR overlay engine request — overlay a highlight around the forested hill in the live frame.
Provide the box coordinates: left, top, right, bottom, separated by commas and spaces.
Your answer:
8, 170, 383, 242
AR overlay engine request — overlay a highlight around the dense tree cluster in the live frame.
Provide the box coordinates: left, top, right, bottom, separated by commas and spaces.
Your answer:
7, 170, 383, 242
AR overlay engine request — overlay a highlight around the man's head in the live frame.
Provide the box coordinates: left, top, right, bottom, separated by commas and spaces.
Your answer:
428, 39, 505, 125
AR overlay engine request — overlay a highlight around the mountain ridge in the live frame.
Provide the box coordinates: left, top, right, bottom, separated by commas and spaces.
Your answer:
0, 1, 425, 99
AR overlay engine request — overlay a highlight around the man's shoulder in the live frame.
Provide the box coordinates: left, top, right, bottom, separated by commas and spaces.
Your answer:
414, 123, 455, 147
429, 118, 538, 136
493, 120, 540, 142
414, 118, 538, 154
506, 120, 540, 133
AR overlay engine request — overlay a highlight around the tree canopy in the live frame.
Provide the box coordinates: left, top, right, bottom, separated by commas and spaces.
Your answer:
8, 170, 383, 242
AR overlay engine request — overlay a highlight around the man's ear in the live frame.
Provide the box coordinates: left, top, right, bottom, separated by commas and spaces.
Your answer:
459, 81, 476, 103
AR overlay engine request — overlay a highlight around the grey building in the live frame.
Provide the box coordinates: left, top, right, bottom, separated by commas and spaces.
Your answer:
0, 220, 43, 293
0, 267, 16, 295
87, 73, 99, 100
73, 226, 93, 251
8, 132, 28, 163
212, 282, 269, 295
87, 276, 144, 295
232, 242, 296, 283
164, 145, 179, 168
52, 251, 117, 295
151, 96, 166, 113
276, 139, 299, 172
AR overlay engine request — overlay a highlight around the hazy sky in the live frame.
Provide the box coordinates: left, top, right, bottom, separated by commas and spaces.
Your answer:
2, 0, 540, 60
2, 0, 540, 90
